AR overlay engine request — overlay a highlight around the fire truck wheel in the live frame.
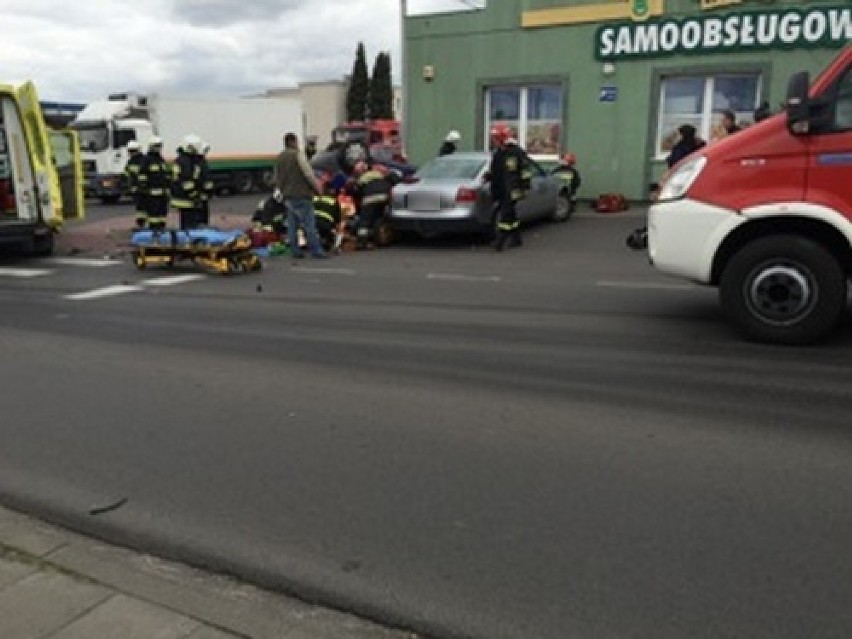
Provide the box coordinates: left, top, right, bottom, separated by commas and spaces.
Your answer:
719, 234, 846, 345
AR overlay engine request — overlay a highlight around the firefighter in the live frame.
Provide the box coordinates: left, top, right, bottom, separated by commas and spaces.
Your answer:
349, 161, 395, 250
439, 130, 460, 156
487, 124, 531, 251
124, 140, 146, 228
312, 185, 343, 252
551, 152, 582, 216
137, 136, 170, 230
171, 134, 204, 230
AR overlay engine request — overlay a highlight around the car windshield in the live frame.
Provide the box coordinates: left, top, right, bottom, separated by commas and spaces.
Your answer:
71, 124, 109, 152
417, 156, 486, 180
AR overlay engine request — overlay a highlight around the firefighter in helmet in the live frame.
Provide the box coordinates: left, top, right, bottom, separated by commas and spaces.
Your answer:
171, 134, 204, 229
551, 152, 581, 219
487, 124, 530, 251
349, 161, 396, 250
137, 136, 170, 230
124, 140, 146, 228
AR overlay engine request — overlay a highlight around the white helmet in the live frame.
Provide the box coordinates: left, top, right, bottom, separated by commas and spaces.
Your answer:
182, 134, 203, 153
147, 135, 163, 148
126, 140, 141, 152
446, 130, 461, 142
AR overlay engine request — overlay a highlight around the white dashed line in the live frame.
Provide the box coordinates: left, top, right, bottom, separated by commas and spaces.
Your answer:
427, 273, 502, 283
596, 280, 697, 291
292, 267, 357, 276
64, 284, 145, 301
45, 258, 123, 267
65, 273, 206, 301
0, 268, 52, 278
140, 274, 207, 286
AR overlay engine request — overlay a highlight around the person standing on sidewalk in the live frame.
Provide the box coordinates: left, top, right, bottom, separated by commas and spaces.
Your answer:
273, 132, 328, 259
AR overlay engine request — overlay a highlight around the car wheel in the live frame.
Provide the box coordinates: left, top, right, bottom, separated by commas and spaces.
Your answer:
100, 195, 120, 205
719, 235, 846, 345
551, 195, 573, 223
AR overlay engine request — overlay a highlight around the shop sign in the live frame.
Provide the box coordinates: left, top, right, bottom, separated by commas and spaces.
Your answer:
596, 5, 851, 60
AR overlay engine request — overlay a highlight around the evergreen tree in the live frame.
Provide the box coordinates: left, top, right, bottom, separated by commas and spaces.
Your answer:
369, 52, 394, 120
346, 42, 369, 122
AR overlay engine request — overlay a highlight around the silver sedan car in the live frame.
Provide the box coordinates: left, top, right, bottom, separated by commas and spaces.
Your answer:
389, 151, 572, 238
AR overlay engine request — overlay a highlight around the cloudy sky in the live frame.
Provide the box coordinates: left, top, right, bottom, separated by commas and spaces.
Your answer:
2, 0, 484, 104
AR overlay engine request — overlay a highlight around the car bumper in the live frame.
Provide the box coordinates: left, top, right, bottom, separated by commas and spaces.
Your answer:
390, 204, 491, 234
648, 198, 744, 284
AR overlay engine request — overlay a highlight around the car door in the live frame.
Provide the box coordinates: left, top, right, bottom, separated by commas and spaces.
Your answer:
49, 129, 85, 221
0, 86, 40, 224
16, 81, 60, 225
517, 159, 548, 220
806, 63, 852, 216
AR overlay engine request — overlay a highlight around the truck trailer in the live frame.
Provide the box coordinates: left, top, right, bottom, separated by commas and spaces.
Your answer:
71, 92, 303, 204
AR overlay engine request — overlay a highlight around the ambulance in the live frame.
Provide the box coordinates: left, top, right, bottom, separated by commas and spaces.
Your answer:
649, 45, 852, 345
0, 82, 83, 256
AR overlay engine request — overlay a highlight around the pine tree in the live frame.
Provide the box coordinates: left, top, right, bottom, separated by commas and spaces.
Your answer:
369, 52, 394, 120
346, 42, 369, 122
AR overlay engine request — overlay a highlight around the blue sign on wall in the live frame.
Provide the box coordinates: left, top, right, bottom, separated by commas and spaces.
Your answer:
599, 86, 618, 102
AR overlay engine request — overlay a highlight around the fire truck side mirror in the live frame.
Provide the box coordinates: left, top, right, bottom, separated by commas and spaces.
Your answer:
786, 71, 812, 135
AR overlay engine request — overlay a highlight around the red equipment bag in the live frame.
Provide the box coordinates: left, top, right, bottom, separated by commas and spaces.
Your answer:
594, 193, 628, 213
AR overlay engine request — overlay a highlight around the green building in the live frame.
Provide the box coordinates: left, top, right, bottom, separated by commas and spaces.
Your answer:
403, 0, 850, 200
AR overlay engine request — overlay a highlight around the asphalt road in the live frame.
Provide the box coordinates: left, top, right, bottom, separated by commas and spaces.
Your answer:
1, 198, 852, 639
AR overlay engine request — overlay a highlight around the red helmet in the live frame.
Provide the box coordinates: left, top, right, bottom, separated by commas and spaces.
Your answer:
561, 152, 576, 166
490, 123, 511, 145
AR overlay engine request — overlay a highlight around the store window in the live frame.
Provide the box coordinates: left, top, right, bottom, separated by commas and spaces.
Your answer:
656, 73, 761, 159
485, 84, 563, 156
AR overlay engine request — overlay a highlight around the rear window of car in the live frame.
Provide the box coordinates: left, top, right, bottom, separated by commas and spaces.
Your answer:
417, 157, 486, 180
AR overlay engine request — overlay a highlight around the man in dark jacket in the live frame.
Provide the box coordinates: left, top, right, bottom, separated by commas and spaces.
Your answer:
348, 161, 397, 250
274, 132, 327, 259
666, 124, 705, 168
488, 124, 530, 252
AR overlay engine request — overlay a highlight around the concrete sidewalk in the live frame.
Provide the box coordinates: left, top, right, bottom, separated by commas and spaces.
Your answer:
0, 505, 420, 639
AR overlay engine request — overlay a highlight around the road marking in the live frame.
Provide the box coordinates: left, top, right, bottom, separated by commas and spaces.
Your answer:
0, 268, 52, 278
64, 273, 206, 301
140, 274, 206, 287
596, 280, 696, 291
64, 284, 144, 301
45, 257, 123, 268
427, 273, 502, 283
292, 267, 357, 276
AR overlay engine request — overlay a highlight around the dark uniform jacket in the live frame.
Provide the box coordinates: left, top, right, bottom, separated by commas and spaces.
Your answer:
489, 144, 530, 203
138, 151, 170, 198
171, 151, 203, 209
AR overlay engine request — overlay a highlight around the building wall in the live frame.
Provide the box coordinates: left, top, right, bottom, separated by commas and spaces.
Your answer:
404, 0, 847, 199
